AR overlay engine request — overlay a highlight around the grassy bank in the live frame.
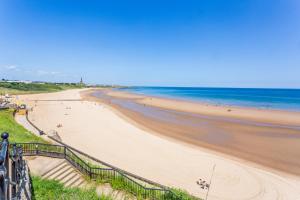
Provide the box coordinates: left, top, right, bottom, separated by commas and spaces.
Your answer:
0, 82, 84, 95
0, 109, 45, 143
0, 108, 198, 200
0, 109, 114, 199
31, 176, 112, 200
99, 176, 197, 200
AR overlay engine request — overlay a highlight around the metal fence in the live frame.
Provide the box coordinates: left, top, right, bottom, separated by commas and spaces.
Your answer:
15, 141, 182, 200
0, 133, 30, 200
0, 109, 198, 199
23, 111, 194, 199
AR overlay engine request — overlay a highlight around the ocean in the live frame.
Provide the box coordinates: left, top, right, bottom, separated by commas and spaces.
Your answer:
118, 87, 300, 111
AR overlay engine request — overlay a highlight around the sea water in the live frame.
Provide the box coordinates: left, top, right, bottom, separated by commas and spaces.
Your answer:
118, 87, 300, 111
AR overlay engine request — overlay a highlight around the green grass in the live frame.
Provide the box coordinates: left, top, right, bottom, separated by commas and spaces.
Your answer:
31, 176, 113, 200
0, 109, 45, 143
167, 188, 199, 200
93, 171, 198, 200
0, 108, 198, 200
0, 82, 84, 95
67, 150, 198, 199
0, 87, 31, 95
0, 109, 112, 199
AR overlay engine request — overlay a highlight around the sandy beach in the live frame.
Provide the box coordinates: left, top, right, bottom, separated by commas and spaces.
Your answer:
87, 89, 300, 176
17, 89, 300, 199
104, 90, 300, 126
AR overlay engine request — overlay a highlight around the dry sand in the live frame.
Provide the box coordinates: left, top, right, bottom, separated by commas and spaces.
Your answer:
88, 89, 300, 177
17, 89, 300, 200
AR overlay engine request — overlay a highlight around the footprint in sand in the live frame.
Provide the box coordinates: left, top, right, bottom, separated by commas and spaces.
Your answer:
196, 178, 209, 190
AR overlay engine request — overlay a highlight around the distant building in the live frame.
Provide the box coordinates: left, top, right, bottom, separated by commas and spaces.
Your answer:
32, 81, 46, 84
3, 80, 32, 84
80, 77, 84, 85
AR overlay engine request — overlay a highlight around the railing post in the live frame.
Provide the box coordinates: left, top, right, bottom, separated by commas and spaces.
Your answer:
35, 144, 39, 155
0, 156, 6, 200
89, 166, 92, 179
64, 146, 66, 159
11, 144, 17, 198
0, 132, 9, 200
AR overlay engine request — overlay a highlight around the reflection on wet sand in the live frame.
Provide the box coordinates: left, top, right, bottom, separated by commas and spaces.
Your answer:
91, 90, 300, 176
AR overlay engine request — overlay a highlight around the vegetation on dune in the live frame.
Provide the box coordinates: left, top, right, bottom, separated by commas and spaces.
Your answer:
0, 82, 84, 94
31, 176, 112, 200
0, 109, 45, 143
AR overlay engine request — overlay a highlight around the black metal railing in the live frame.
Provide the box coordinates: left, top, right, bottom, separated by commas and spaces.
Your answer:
23, 111, 189, 199
0, 109, 199, 199
16, 142, 180, 200
48, 135, 173, 189
0, 132, 188, 200
0, 133, 29, 200
0, 130, 198, 199
0, 132, 10, 200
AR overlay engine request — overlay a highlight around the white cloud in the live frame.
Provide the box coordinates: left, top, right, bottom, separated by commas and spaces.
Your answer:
4, 65, 18, 70
50, 71, 60, 75
36, 70, 48, 75
37, 70, 61, 76
1, 65, 61, 76
1, 64, 77, 81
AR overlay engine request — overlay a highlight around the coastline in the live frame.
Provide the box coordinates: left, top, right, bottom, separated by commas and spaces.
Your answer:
17, 89, 300, 199
106, 89, 300, 127
116, 87, 300, 113
83, 89, 300, 176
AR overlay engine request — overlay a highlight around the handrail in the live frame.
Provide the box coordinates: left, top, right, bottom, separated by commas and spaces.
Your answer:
25, 110, 172, 189
16, 142, 182, 199
10, 144, 28, 200
48, 135, 169, 189
0, 133, 29, 200
22, 111, 199, 199
25, 111, 44, 135
0, 133, 9, 167
0, 133, 10, 200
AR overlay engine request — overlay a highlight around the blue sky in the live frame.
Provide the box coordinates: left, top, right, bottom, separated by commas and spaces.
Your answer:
0, 0, 300, 88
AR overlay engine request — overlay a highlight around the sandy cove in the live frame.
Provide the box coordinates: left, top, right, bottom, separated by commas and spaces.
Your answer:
17, 89, 300, 200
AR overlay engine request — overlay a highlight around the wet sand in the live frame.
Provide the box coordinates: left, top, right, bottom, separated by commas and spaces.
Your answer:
17, 89, 300, 199
86, 89, 300, 176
